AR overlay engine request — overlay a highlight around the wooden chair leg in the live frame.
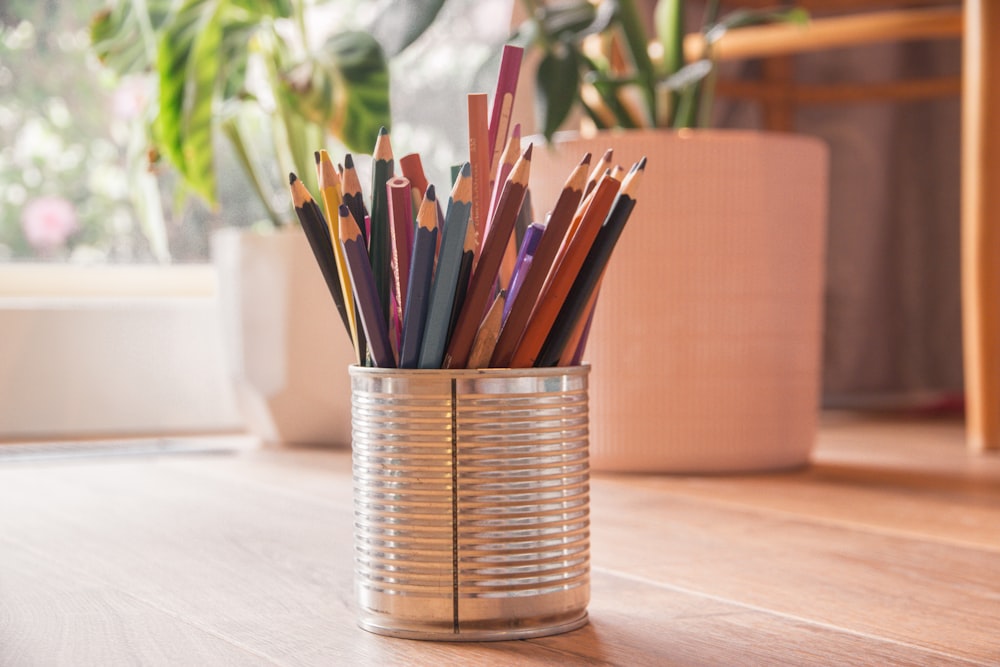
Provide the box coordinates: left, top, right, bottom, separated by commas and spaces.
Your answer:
961, 0, 1000, 451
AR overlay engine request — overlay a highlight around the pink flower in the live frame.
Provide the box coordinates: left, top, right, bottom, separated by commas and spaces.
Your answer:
21, 196, 78, 249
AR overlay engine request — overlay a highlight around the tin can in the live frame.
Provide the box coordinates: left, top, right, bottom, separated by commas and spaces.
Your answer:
350, 365, 590, 641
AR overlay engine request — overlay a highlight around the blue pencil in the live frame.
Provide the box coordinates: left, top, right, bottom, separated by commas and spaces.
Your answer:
338, 204, 395, 368
418, 163, 473, 369
398, 186, 439, 368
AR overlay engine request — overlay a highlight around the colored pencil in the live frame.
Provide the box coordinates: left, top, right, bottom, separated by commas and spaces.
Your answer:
399, 186, 438, 368
417, 163, 473, 369
467, 289, 506, 369
446, 210, 477, 353
289, 173, 351, 338
467, 92, 490, 262
536, 159, 645, 366
490, 152, 591, 367
316, 150, 363, 365
443, 144, 532, 369
486, 125, 523, 290
584, 149, 614, 198
338, 204, 395, 368
387, 175, 413, 343
487, 45, 524, 184
368, 127, 394, 330
503, 221, 544, 322
340, 153, 368, 243
508, 172, 621, 368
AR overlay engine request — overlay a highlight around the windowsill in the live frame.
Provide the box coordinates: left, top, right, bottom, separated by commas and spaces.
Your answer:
0, 263, 217, 299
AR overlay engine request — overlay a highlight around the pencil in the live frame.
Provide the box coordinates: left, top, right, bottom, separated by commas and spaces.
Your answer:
289, 173, 351, 338
417, 163, 473, 369
485, 125, 522, 290
446, 209, 477, 354
399, 153, 429, 214
338, 204, 395, 368
368, 127, 394, 330
467, 289, 506, 369
340, 153, 369, 243
443, 144, 532, 369
398, 185, 438, 368
487, 44, 524, 184
490, 152, 591, 367
316, 151, 363, 364
387, 175, 413, 343
467, 93, 490, 262
503, 221, 544, 322
584, 149, 613, 198
508, 171, 621, 368
536, 159, 645, 366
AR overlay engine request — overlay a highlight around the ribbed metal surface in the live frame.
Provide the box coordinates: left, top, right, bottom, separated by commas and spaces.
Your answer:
351, 366, 590, 641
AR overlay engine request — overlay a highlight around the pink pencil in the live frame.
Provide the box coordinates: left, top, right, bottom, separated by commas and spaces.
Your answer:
487, 44, 524, 185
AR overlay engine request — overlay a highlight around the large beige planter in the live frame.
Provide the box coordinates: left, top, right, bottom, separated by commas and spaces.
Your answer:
212, 227, 355, 446
530, 129, 829, 472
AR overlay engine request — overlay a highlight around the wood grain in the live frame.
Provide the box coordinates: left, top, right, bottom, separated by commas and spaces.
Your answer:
1, 415, 998, 665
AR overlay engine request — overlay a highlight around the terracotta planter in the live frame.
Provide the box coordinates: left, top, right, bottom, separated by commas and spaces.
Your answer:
529, 129, 829, 472
212, 227, 355, 446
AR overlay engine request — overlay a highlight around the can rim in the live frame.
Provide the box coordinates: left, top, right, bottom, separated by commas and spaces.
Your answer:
348, 364, 591, 379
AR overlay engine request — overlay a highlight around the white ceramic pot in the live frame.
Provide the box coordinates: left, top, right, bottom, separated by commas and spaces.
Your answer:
529, 129, 829, 472
211, 227, 355, 446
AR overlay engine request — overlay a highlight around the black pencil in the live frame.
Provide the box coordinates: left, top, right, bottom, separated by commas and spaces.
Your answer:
535, 158, 646, 367
289, 173, 351, 338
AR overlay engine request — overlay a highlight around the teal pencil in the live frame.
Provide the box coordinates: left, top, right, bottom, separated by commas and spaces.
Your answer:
338, 204, 395, 369
399, 186, 439, 368
417, 163, 473, 369
368, 127, 394, 330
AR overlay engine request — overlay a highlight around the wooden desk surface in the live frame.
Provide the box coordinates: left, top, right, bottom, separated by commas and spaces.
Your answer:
2, 414, 999, 666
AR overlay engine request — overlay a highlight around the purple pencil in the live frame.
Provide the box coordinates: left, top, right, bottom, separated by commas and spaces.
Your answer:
399, 186, 439, 368
338, 204, 395, 368
503, 222, 544, 322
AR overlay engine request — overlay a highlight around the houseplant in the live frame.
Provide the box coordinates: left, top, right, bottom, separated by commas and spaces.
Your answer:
89, 0, 445, 445
513, 0, 829, 472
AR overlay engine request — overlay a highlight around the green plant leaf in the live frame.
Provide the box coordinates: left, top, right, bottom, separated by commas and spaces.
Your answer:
156, 0, 224, 205
653, 0, 683, 78
228, 0, 293, 18
90, 0, 173, 76
279, 31, 390, 154
369, 0, 447, 57
536, 45, 580, 141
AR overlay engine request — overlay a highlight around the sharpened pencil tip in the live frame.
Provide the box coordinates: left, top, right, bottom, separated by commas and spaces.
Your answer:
314, 151, 320, 164
460, 162, 471, 177
523, 143, 533, 159
289, 173, 297, 184
637, 156, 647, 170
378, 126, 388, 136
344, 154, 354, 169
581, 152, 592, 165
426, 184, 436, 201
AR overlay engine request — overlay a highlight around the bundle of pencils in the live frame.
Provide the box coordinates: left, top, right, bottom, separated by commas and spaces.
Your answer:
286, 46, 646, 370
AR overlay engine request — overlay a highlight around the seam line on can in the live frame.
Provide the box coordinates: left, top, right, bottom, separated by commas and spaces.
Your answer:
451, 377, 459, 634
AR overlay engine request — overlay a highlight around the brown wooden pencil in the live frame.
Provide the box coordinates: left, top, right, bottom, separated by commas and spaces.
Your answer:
508, 173, 621, 368
490, 152, 591, 367
466, 289, 506, 369
443, 144, 532, 369
584, 149, 613, 198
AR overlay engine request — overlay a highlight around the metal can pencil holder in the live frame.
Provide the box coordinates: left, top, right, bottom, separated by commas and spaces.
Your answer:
349, 365, 591, 641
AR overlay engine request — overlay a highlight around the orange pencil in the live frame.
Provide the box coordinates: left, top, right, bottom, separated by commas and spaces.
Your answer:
584, 149, 613, 198
508, 173, 621, 368
443, 144, 532, 369
490, 153, 591, 367
467, 93, 491, 263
